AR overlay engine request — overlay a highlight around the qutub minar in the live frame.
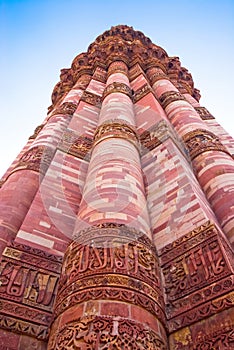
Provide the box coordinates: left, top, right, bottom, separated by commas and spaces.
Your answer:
0, 25, 233, 350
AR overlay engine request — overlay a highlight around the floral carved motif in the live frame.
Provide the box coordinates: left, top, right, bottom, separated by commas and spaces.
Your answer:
102, 82, 132, 100
183, 129, 231, 160
93, 120, 139, 149
194, 106, 215, 120
159, 90, 186, 109
48, 316, 168, 350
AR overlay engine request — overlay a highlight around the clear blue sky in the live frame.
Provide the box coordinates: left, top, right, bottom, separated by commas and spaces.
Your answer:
0, 0, 234, 177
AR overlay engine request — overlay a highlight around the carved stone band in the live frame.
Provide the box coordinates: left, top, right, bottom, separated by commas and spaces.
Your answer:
48, 316, 168, 350
133, 83, 152, 103
50, 102, 78, 117
93, 120, 139, 150
12, 145, 54, 175
54, 225, 165, 323
194, 106, 215, 120
102, 82, 132, 100
149, 71, 169, 85
58, 131, 93, 160
159, 221, 234, 331
183, 129, 230, 160
80, 90, 102, 107
159, 91, 186, 109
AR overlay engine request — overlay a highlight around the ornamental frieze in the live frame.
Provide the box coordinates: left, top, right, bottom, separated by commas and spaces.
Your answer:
159, 221, 234, 330
0, 314, 48, 340
132, 83, 152, 103
58, 130, 93, 160
80, 90, 102, 107
102, 81, 132, 100
171, 317, 234, 349
48, 316, 168, 350
12, 145, 54, 175
0, 242, 62, 340
194, 106, 215, 120
158, 90, 186, 109
140, 119, 188, 157
168, 291, 234, 332
183, 129, 231, 160
93, 120, 139, 149
107, 60, 128, 77
54, 226, 165, 323
50, 101, 78, 117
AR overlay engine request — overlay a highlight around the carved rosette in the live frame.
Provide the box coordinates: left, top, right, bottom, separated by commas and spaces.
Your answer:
53, 224, 165, 325
11, 145, 54, 175
194, 106, 215, 120
159, 221, 234, 332
102, 82, 132, 100
0, 242, 62, 340
48, 315, 168, 350
93, 120, 139, 150
80, 90, 102, 107
183, 129, 231, 160
58, 130, 93, 160
158, 90, 186, 109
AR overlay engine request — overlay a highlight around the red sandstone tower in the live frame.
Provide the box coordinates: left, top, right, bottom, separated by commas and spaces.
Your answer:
0, 25, 234, 350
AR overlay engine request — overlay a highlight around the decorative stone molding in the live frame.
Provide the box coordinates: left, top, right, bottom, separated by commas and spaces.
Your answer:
0, 242, 62, 340
54, 225, 165, 324
58, 130, 93, 160
133, 83, 153, 103
92, 69, 107, 83
50, 102, 78, 117
194, 106, 215, 120
158, 91, 186, 109
183, 129, 231, 160
102, 82, 132, 100
140, 119, 188, 157
48, 316, 168, 350
159, 221, 234, 331
80, 90, 102, 107
11, 145, 54, 175
0, 315, 48, 340
93, 120, 139, 150
107, 60, 128, 77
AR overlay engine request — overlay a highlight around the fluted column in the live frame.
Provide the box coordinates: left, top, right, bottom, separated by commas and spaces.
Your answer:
0, 75, 90, 255
148, 67, 234, 247
48, 61, 168, 349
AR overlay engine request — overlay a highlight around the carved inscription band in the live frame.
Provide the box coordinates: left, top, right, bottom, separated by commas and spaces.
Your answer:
54, 225, 165, 324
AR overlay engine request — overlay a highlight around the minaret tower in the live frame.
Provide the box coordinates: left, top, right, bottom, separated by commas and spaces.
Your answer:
0, 25, 233, 350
